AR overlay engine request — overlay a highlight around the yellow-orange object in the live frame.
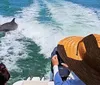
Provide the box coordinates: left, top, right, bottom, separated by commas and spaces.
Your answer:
57, 34, 100, 85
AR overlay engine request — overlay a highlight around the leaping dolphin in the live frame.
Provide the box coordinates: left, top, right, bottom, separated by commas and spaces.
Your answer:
0, 18, 18, 32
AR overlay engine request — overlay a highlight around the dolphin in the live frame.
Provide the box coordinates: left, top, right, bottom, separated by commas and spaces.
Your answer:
0, 18, 18, 32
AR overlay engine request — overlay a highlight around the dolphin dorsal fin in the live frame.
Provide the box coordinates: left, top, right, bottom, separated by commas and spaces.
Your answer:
11, 18, 15, 23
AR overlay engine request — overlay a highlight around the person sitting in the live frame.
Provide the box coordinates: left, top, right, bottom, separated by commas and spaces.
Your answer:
51, 47, 70, 81
0, 63, 10, 85
52, 34, 100, 85
52, 55, 85, 85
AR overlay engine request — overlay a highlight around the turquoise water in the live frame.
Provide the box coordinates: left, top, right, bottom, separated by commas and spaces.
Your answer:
0, 0, 100, 85
8, 38, 50, 84
0, 0, 33, 16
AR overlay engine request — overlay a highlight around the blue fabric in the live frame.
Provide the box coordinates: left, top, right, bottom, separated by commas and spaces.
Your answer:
51, 47, 57, 58
54, 72, 86, 85
51, 47, 70, 78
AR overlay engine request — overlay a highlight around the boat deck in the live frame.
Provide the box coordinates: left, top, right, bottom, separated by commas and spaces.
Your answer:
23, 81, 54, 85
13, 77, 54, 85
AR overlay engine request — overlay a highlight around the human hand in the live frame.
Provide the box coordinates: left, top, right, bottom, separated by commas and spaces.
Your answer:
52, 55, 59, 66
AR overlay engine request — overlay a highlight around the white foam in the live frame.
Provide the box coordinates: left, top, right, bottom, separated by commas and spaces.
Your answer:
0, 30, 28, 70
0, 0, 40, 70
0, 0, 100, 71
44, 0, 100, 36
15, 0, 39, 22
19, 0, 100, 58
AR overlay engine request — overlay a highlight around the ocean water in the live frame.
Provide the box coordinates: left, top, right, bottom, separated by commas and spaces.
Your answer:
0, 0, 100, 84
